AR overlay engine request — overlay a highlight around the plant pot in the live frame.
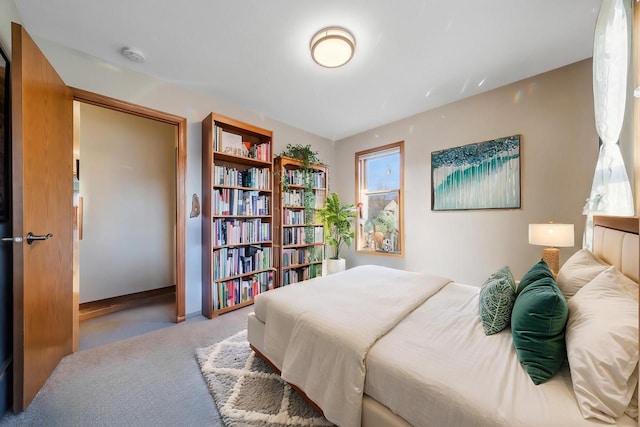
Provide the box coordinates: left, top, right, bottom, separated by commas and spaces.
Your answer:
325, 258, 346, 275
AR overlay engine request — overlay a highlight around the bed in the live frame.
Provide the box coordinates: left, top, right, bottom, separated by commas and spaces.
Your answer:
247, 215, 639, 427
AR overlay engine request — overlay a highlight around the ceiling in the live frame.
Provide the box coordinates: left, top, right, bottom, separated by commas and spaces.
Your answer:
14, 0, 602, 141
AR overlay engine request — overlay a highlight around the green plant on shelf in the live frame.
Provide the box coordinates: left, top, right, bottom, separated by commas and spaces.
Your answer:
278, 144, 324, 243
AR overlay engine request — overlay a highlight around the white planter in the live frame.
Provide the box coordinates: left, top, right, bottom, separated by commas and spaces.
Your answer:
325, 258, 346, 275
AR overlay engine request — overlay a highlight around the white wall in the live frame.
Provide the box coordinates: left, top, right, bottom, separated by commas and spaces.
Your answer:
0, 10, 334, 315
334, 59, 616, 284
78, 103, 176, 303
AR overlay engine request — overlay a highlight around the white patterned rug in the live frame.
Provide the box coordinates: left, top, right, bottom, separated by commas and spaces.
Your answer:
196, 329, 334, 427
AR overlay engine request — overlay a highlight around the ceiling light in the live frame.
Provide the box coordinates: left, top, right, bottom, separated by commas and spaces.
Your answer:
121, 47, 145, 63
310, 27, 355, 68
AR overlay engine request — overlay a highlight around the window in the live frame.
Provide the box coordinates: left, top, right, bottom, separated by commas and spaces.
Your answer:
355, 141, 404, 256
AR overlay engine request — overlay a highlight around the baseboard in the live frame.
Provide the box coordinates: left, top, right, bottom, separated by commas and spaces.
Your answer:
79, 286, 175, 321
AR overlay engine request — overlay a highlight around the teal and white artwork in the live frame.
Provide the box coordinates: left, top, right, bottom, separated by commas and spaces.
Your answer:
431, 135, 520, 210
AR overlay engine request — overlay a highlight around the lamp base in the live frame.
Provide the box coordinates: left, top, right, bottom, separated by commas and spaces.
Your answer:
542, 247, 560, 276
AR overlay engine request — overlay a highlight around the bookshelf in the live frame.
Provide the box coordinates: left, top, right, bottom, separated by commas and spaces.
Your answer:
202, 113, 274, 318
273, 156, 328, 287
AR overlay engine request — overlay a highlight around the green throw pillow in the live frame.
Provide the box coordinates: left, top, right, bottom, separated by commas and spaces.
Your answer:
516, 259, 554, 295
479, 266, 516, 335
511, 275, 568, 385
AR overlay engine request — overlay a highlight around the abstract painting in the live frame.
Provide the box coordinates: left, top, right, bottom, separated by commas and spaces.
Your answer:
431, 135, 520, 210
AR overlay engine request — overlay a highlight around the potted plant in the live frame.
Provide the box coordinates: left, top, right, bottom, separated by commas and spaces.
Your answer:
316, 192, 356, 274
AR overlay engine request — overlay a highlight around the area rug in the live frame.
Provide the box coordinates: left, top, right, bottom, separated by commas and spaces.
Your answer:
196, 329, 334, 427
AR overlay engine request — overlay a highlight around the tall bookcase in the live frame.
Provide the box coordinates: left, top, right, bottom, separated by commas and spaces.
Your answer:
273, 156, 328, 287
202, 113, 274, 318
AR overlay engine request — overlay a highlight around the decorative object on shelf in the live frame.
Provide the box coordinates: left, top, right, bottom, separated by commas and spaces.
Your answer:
190, 193, 200, 218
310, 27, 355, 68
316, 193, 355, 274
431, 135, 520, 210
582, 0, 633, 250
528, 222, 575, 276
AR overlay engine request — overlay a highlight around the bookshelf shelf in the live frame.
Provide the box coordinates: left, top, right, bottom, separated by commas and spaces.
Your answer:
202, 113, 274, 318
282, 262, 323, 270
283, 242, 325, 249
213, 268, 277, 283
213, 185, 272, 192
213, 241, 273, 250
212, 215, 272, 219
274, 156, 328, 287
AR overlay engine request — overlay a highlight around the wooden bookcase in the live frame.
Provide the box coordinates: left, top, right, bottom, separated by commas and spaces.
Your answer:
273, 156, 328, 287
202, 113, 274, 318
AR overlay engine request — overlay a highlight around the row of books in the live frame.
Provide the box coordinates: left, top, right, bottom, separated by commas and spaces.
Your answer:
213, 271, 274, 310
282, 246, 324, 267
213, 188, 270, 216
282, 190, 326, 208
213, 246, 272, 280
282, 264, 322, 286
283, 226, 324, 246
283, 209, 314, 225
212, 218, 271, 247
213, 165, 271, 190
249, 142, 271, 162
283, 169, 325, 188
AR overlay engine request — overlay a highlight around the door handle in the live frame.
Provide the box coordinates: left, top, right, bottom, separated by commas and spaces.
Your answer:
26, 232, 53, 245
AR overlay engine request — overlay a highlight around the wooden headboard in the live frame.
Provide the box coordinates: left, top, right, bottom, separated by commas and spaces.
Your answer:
593, 216, 639, 283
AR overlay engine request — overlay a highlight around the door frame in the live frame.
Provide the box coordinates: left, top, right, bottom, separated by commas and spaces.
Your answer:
70, 87, 187, 334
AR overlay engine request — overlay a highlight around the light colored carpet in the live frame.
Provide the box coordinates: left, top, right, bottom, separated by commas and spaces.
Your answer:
196, 330, 333, 427
0, 305, 254, 427
79, 297, 176, 351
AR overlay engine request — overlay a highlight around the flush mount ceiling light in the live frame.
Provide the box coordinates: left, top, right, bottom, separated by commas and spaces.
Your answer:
310, 27, 355, 68
121, 46, 145, 63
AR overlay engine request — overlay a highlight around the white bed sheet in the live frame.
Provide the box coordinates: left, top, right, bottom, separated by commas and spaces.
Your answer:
365, 282, 637, 427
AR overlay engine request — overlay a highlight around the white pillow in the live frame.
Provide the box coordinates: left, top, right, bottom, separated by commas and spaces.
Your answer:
556, 249, 608, 300
566, 266, 639, 423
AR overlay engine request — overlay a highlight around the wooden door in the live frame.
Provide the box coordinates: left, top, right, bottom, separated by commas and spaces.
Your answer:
11, 23, 73, 412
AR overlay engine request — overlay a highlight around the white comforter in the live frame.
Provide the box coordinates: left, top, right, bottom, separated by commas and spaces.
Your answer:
259, 265, 451, 427
365, 282, 638, 427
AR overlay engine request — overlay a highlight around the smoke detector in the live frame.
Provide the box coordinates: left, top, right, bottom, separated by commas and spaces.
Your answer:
121, 47, 145, 63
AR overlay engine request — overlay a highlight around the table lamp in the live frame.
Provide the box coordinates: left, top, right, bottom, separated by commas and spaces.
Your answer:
528, 223, 575, 276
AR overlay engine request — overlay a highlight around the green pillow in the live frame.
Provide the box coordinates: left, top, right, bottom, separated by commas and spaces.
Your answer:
516, 259, 554, 295
479, 266, 516, 335
511, 275, 568, 385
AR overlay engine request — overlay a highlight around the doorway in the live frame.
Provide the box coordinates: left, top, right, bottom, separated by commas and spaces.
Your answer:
70, 88, 186, 351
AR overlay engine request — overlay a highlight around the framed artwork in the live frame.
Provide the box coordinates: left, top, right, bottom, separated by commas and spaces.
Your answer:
431, 135, 520, 210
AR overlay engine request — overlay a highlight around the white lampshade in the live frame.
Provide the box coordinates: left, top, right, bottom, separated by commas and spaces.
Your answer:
310, 27, 355, 68
528, 223, 575, 247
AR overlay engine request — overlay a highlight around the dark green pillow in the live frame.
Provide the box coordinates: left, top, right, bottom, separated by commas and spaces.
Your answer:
479, 266, 516, 335
511, 276, 568, 385
516, 259, 554, 295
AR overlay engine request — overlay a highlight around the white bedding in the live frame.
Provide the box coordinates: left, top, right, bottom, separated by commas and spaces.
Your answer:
257, 265, 451, 427
365, 281, 637, 427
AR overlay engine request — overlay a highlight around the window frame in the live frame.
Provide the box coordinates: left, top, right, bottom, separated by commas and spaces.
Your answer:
354, 141, 404, 257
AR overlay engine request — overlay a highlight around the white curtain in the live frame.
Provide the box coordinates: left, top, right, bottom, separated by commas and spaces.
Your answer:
583, 0, 634, 250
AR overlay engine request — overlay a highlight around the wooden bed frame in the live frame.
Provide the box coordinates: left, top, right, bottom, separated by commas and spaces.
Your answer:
249, 215, 639, 427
